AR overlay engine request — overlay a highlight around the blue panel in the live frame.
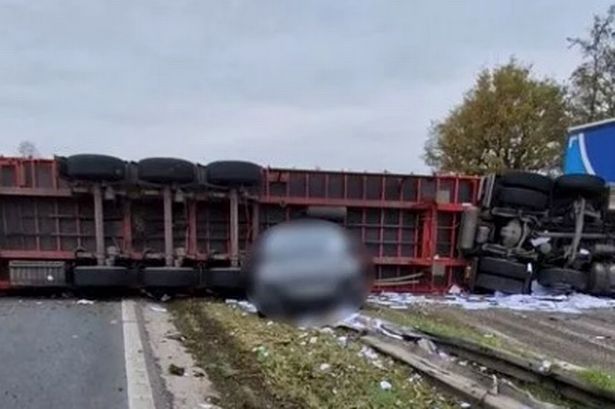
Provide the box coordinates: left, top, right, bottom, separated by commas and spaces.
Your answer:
581, 124, 615, 182
564, 134, 587, 174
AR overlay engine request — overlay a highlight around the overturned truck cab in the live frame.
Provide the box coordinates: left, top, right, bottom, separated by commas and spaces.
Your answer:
459, 169, 615, 295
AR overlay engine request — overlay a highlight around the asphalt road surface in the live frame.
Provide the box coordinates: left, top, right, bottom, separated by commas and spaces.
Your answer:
0, 297, 171, 409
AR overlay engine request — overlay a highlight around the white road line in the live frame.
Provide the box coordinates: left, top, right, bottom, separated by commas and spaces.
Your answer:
122, 299, 156, 409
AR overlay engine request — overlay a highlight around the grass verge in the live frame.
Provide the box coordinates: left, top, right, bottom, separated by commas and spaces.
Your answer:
171, 299, 458, 409
579, 368, 615, 393
365, 305, 504, 349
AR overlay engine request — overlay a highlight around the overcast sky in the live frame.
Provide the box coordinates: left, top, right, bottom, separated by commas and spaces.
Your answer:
0, 1, 611, 173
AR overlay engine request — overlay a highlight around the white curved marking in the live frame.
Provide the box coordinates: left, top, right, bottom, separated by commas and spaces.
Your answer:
578, 132, 596, 175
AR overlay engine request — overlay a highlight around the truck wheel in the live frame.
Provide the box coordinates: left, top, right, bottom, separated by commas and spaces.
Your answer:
204, 267, 244, 289
496, 187, 549, 210
73, 266, 136, 287
553, 174, 606, 198
588, 263, 611, 295
472, 257, 531, 294
537, 267, 588, 292
478, 257, 530, 280
206, 161, 262, 187
499, 171, 553, 194
137, 158, 196, 184
474, 273, 531, 294
64, 154, 126, 181
141, 267, 198, 287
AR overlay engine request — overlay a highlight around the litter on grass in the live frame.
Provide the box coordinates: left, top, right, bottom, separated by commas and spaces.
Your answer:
369, 284, 615, 314
76, 299, 94, 305
224, 299, 258, 314
319, 363, 331, 371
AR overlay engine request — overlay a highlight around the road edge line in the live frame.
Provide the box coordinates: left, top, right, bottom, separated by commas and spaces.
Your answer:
122, 299, 156, 409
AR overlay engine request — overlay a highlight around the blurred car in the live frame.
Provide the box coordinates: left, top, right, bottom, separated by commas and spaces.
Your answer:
245, 219, 372, 325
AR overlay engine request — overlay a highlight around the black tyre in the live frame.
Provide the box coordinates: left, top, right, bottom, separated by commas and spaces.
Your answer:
478, 256, 530, 280
537, 267, 588, 292
588, 264, 612, 295
204, 267, 244, 289
474, 273, 531, 294
499, 171, 553, 194
553, 174, 606, 198
496, 187, 549, 210
64, 154, 126, 181
73, 266, 136, 287
141, 267, 198, 287
206, 161, 262, 187
137, 158, 196, 184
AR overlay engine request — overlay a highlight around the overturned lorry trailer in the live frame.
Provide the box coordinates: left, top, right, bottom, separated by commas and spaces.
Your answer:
0, 155, 478, 293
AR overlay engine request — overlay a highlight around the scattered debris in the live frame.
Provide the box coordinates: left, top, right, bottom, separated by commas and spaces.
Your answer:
150, 305, 167, 313
368, 291, 615, 313
169, 363, 185, 376
448, 284, 462, 295
173, 300, 457, 408
379, 380, 392, 390
76, 299, 94, 305
539, 360, 552, 373
358, 345, 386, 369
224, 299, 257, 314
417, 338, 438, 355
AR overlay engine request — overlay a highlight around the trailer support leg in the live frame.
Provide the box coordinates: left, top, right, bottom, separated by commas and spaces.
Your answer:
229, 189, 239, 268
93, 184, 105, 266
163, 186, 174, 267
251, 200, 259, 240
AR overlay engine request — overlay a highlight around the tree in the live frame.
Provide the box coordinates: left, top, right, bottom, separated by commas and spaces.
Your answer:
568, 5, 615, 124
17, 141, 39, 158
423, 60, 569, 175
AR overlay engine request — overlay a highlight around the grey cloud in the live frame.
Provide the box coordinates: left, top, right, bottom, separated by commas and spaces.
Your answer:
0, 0, 612, 173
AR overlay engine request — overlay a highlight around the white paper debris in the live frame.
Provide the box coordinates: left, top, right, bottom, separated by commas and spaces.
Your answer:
460, 402, 471, 408
225, 299, 258, 314
198, 403, 221, 409
76, 299, 94, 305
379, 380, 392, 390
539, 360, 552, 373
336, 336, 348, 347
358, 345, 386, 369
368, 286, 615, 314
408, 373, 422, 383
253, 345, 269, 358
150, 306, 167, 313
319, 363, 331, 371
448, 284, 462, 295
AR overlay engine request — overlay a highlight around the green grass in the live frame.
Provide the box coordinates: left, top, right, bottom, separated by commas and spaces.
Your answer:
171, 299, 458, 409
365, 306, 503, 349
579, 368, 615, 393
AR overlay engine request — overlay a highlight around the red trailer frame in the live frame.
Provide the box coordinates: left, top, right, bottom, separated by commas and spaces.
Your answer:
0, 157, 479, 293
